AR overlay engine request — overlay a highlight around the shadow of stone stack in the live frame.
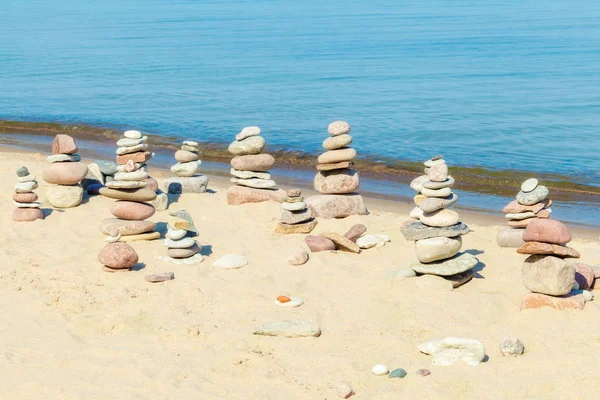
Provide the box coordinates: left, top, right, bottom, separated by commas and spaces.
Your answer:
162, 209, 203, 264
42, 134, 88, 208
402, 156, 478, 287
274, 189, 318, 234
13, 166, 43, 222
226, 126, 286, 205
162, 140, 209, 195
497, 178, 552, 248
305, 121, 367, 219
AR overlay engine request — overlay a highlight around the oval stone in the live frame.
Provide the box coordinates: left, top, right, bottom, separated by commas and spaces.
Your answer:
314, 169, 359, 194
171, 161, 200, 177
228, 136, 266, 155
317, 148, 357, 164
521, 178, 539, 193
52, 134, 78, 155
420, 209, 460, 227
47, 184, 84, 208
99, 187, 157, 202
230, 154, 275, 171
43, 162, 88, 185
114, 169, 148, 181
427, 163, 448, 182
98, 242, 139, 269
175, 150, 200, 163
418, 194, 459, 213
323, 134, 352, 150
13, 192, 39, 202
110, 201, 156, 220
523, 219, 572, 245
415, 236, 462, 263
124, 130, 142, 139
421, 187, 452, 198
13, 208, 43, 222
516, 185, 549, 206
145, 176, 158, 193
101, 218, 156, 236
327, 121, 351, 136
235, 126, 261, 141
168, 242, 202, 258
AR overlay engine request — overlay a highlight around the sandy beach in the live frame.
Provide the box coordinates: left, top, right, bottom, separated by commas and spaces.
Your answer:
1, 147, 600, 400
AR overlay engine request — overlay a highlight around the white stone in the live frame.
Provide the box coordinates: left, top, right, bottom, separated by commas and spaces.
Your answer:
499, 337, 525, 356
582, 290, 593, 302
421, 187, 452, 197
235, 126, 261, 141
124, 130, 142, 139
281, 201, 306, 211
424, 159, 446, 167
116, 143, 148, 155
105, 180, 147, 189
47, 154, 81, 163
418, 337, 485, 366
114, 168, 148, 181
371, 364, 389, 376
410, 206, 424, 219
410, 175, 428, 193
213, 254, 248, 269
230, 168, 271, 180
14, 181, 38, 193
163, 237, 196, 249
274, 297, 304, 308
171, 161, 201, 177
231, 177, 276, 189
356, 234, 390, 249
116, 136, 147, 147
505, 211, 536, 220
13, 201, 42, 208
167, 228, 187, 240
183, 140, 199, 147
151, 192, 169, 211
521, 178, 539, 193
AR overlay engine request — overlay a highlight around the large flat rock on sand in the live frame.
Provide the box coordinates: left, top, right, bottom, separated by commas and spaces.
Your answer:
305, 194, 367, 219
253, 320, 321, 338
227, 185, 286, 205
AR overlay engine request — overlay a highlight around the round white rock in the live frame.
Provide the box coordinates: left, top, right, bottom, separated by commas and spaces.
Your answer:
124, 130, 142, 139
521, 178, 539, 193
371, 364, 389, 376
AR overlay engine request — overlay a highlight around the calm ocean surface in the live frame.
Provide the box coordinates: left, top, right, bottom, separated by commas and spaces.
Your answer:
1, 0, 600, 183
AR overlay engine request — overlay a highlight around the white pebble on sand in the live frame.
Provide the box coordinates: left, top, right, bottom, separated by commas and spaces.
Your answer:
274, 297, 304, 308
213, 254, 248, 269
371, 364, 389, 375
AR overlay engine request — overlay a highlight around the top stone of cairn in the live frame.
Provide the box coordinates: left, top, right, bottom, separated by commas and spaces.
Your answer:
327, 121, 351, 136
124, 130, 142, 139
235, 126, 261, 141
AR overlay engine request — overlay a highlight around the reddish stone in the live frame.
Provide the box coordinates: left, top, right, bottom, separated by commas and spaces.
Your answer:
305, 235, 336, 252
13, 208, 43, 222
503, 199, 552, 214
521, 292, 585, 310
230, 154, 275, 172
145, 176, 158, 193
523, 219, 572, 245
98, 242, 138, 269
110, 201, 155, 220
572, 263, 595, 290
116, 151, 153, 165
12, 192, 39, 202
536, 209, 551, 218
42, 162, 88, 185
343, 224, 367, 242
226, 185, 286, 205
517, 242, 580, 258
52, 134, 78, 155
507, 218, 536, 228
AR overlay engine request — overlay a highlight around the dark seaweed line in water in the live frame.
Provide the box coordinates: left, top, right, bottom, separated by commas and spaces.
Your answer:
1, 118, 599, 203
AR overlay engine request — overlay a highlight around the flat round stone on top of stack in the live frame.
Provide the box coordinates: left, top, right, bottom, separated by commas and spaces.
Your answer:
274, 189, 318, 234
42, 134, 88, 208
305, 121, 367, 219
402, 156, 478, 288
162, 209, 203, 264
13, 166, 43, 222
497, 178, 552, 248
162, 140, 209, 194
226, 126, 286, 205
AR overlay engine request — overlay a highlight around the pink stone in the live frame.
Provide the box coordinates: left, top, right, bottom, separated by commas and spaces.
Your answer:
521, 292, 585, 310
145, 176, 158, 193
503, 199, 552, 214
13, 208, 43, 222
98, 242, 138, 269
230, 154, 275, 172
110, 201, 156, 220
343, 224, 367, 242
13, 192, 39, 202
226, 185, 286, 205
427, 163, 448, 182
572, 263, 595, 290
523, 219, 572, 245
52, 134, 78, 155
42, 162, 89, 185
305, 235, 335, 252
116, 151, 153, 165
124, 160, 137, 172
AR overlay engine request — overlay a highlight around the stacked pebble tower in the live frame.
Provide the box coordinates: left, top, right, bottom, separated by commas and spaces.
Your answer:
13, 166, 43, 222
274, 189, 318, 234
227, 126, 285, 205
305, 121, 367, 218
164, 209, 203, 264
162, 140, 209, 194
497, 178, 552, 248
42, 134, 88, 208
402, 156, 478, 285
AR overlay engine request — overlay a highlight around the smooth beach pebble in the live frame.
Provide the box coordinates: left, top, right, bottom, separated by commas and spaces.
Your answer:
274, 296, 304, 308
371, 364, 389, 376
389, 368, 407, 378
16, 166, 29, 177
327, 120, 351, 136
521, 178, 539, 193
124, 130, 142, 139
416, 369, 431, 377
335, 382, 354, 399
145, 272, 175, 283
277, 296, 291, 303
213, 254, 248, 269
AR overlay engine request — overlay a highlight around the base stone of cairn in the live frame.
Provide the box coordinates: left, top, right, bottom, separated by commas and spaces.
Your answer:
13, 166, 43, 222
402, 156, 478, 286
305, 121, 367, 219
99, 130, 159, 250
275, 189, 318, 234
497, 178, 552, 248
43, 134, 87, 208
162, 140, 209, 194
161, 209, 203, 264
226, 127, 285, 205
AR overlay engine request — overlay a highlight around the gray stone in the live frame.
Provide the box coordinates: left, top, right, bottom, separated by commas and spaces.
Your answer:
116, 143, 148, 155
388, 268, 417, 279
183, 140, 199, 147
305, 194, 367, 219
323, 134, 352, 150
410, 175, 428, 192
231, 177, 276, 189
522, 255, 575, 296
410, 252, 478, 276
418, 194, 458, 213
47, 154, 81, 163
253, 320, 321, 338
421, 187, 452, 198
117, 136, 147, 147
144, 272, 175, 283
228, 136, 266, 155
213, 254, 248, 269
401, 221, 470, 241
164, 237, 196, 249
105, 180, 147, 189
281, 201, 306, 211
500, 337, 525, 356
415, 236, 462, 263
521, 178, 539, 193
171, 161, 201, 177
230, 168, 271, 180
389, 369, 407, 378
281, 208, 312, 224
496, 227, 525, 248
14, 181, 38, 193
505, 211, 536, 220
16, 166, 29, 177
516, 185, 549, 206
163, 175, 209, 194
423, 176, 455, 190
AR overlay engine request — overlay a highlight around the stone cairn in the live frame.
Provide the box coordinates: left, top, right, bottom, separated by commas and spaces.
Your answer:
305, 121, 367, 219
274, 188, 317, 234
13, 166, 43, 222
497, 178, 552, 248
162, 140, 209, 194
402, 156, 478, 286
42, 134, 88, 208
99, 130, 159, 249
162, 209, 203, 264
227, 126, 285, 205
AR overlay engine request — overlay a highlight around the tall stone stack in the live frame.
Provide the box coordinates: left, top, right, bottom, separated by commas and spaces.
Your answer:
13, 166, 43, 222
226, 127, 285, 205
163, 209, 203, 264
99, 130, 159, 247
402, 156, 478, 285
274, 189, 318, 234
162, 140, 209, 194
305, 121, 367, 219
497, 178, 552, 248
42, 134, 88, 208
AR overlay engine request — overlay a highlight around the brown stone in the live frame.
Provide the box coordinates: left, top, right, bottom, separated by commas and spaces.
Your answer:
275, 219, 318, 234
98, 242, 139, 269
507, 217, 537, 228
230, 154, 275, 172
343, 224, 367, 242
116, 151, 153, 165
42, 162, 88, 185
305, 194, 367, 219
444, 269, 475, 288
12, 208, 43, 222
523, 219, 572, 245
572, 263, 595, 290
503, 199, 552, 214
517, 242, 580, 258
305, 235, 335, 252
99, 187, 157, 202
226, 185, 286, 205
110, 201, 155, 220
100, 218, 156, 236
521, 293, 585, 310
286, 188, 301, 197
321, 232, 361, 253
12, 192, 39, 202
52, 134, 78, 155
316, 161, 354, 171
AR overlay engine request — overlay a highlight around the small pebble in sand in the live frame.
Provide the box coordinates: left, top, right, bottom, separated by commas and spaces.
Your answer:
336, 382, 354, 398
145, 272, 175, 283
389, 368, 407, 378
274, 296, 304, 308
499, 337, 525, 356
371, 364, 389, 376
277, 296, 291, 303
416, 369, 431, 377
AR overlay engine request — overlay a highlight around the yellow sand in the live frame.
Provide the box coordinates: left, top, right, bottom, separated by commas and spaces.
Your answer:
1, 148, 600, 400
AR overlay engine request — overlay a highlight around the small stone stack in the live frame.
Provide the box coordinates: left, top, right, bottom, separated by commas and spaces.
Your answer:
306, 121, 367, 219
402, 156, 478, 285
519, 219, 589, 310
99, 130, 159, 245
497, 178, 552, 248
13, 166, 43, 222
163, 209, 203, 264
227, 127, 285, 205
162, 140, 209, 194
42, 134, 88, 208
274, 189, 318, 234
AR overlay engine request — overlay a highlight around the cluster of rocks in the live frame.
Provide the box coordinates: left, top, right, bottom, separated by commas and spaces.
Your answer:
99, 130, 159, 247
163, 209, 203, 264
13, 166, 43, 222
519, 218, 594, 310
497, 178, 552, 248
227, 127, 285, 205
402, 156, 478, 286
42, 134, 88, 208
163, 140, 209, 194
274, 189, 317, 234
305, 223, 389, 253
306, 121, 367, 218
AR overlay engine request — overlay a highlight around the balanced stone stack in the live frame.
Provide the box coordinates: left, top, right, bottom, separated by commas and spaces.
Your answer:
42, 134, 88, 208
274, 189, 318, 234
99, 130, 159, 244
227, 127, 285, 205
306, 121, 367, 219
13, 166, 43, 222
163, 209, 203, 264
402, 156, 478, 285
519, 219, 587, 310
497, 178, 552, 248
162, 140, 209, 194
